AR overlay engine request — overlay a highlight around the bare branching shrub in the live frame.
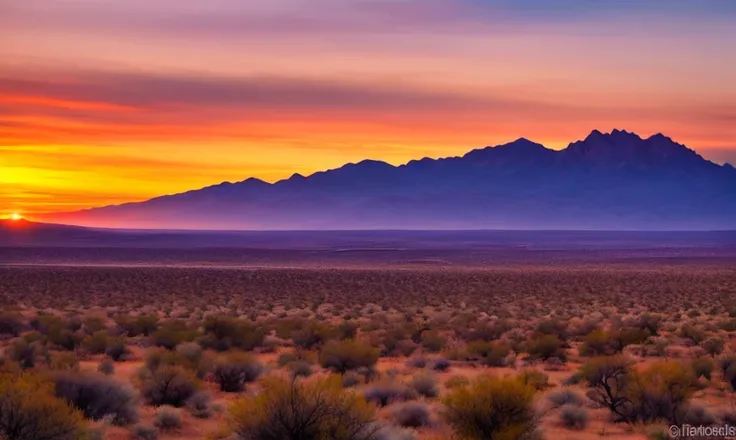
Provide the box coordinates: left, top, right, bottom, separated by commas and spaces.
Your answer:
0, 371, 86, 440
52, 371, 140, 425
141, 365, 199, 407
213, 352, 263, 392
443, 375, 539, 440
582, 356, 695, 425
228, 375, 379, 440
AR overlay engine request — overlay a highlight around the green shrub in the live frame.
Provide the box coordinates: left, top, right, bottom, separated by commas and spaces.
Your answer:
105, 337, 130, 361
48, 352, 80, 371
83, 331, 109, 355
518, 369, 550, 391
443, 375, 538, 440
228, 375, 378, 440
130, 424, 158, 440
0, 311, 24, 336
319, 339, 380, 373
186, 391, 212, 419
467, 340, 511, 367
526, 335, 566, 362
213, 352, 263, 392
0, 371, 86, 440
420, 330, 446, 353
200, 316, 265, 351
116, 315, 159, 337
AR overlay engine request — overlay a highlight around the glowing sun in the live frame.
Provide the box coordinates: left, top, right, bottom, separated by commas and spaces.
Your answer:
10, 213, 21, 221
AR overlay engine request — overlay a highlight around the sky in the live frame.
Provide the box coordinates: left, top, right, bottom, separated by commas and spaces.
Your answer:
1, 0, 735, 217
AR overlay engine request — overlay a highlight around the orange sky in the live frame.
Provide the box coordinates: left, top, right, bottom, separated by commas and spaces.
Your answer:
1, 0, 735, 218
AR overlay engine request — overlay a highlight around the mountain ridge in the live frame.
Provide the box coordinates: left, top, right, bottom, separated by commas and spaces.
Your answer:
39, 130, 736, 230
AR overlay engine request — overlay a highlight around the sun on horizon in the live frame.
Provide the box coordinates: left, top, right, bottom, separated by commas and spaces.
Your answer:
10, 213, 22, 221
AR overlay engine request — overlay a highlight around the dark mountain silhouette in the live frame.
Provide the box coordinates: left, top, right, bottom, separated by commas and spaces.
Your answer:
41, 130, 736, 230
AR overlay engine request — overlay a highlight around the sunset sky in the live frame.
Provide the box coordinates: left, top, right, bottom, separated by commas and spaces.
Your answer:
2, 0, 735, 218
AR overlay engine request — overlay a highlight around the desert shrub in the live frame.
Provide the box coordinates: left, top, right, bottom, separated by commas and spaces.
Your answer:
391, 402, 433, 428
288, 360, 314, 378
52, 371, 140, 425
228, 375, 379, 440
83, 331, 109, 355
627, 361, 695, 424
518, 369, 549, 391
319, 339, 380, 373
691, 357, 715, 380
580, 330, 616, 357
406, 356, 427, 369
582, 356, 695, 425
372, 424, 416, 440
213, 352, 263, 392
291, 322, 339, 349
679, 324, 706, 345
466, 340, 511, 367
342, 371, 363, 388
49, 351, 80, 371
105, 337, 129, 361
200, 316, 265, 351
130, 424, 158, 440
580, 328, 649, 357
702, 338, 725, 357
559, 405, 589, 430
411, 373, 439, 398
6, 338, 45, 369
364, 382, 417, 407
420, 330, 446, 352
98, 358, 115, 375
150, 320, 198, 350
526, 335, 566, 362
682, 403, 717, 426
82, 317, 107, 335
186, 391, 212, 419
48, 328, 83, 351
0, 311, 24, 336
115, 315, 159, 337
547, 388, 584, 409
153, 405, 181, 431
175, 342, 203, 365
445, 376, 470, 389
0, 371, 86, 440
443, 375, 538, 440
535, 319, 569, 341
580, 355, 633, 422
141, 365, 199, 407
431, 357, 451, 372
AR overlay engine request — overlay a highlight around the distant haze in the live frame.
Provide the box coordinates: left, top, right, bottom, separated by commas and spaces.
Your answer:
39, 130, 736, 231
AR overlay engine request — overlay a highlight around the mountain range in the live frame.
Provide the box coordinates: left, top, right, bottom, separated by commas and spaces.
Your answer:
41, 129, 736, 230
